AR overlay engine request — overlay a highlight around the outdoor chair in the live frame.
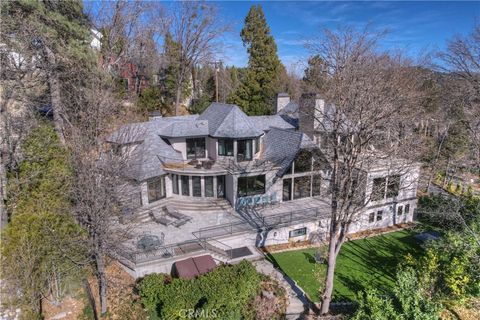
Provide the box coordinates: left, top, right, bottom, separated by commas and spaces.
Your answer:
244, 197, 253, 207
202, 161, 212, 169
172, 219, 188, 228
236, 197, 247, 210
165, 205, 192, 222
149, 210, 174, 226
270, 192, 278, 206
261, 195, 270, 207
253, 195, 262, 207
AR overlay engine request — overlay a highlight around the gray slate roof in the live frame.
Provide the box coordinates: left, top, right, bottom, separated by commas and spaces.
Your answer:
263, 128, 303, 176
158, 119, 208, 137
198, 103, 263, 138
107, 103, 305, 181
249, 115, 295, 132
123, 133, 183, 181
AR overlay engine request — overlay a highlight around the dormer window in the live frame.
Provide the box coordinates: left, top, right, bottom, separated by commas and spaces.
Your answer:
186, 138, 206, 159
237, 139, 253, 162
218, 139, 234, 156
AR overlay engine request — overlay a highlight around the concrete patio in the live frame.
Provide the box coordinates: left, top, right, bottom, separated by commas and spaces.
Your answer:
124, 196, 331, 248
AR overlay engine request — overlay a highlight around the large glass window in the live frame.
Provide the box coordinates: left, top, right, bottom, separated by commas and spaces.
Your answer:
283, 179, 292, 201
217, 175, 225, 198
312, 175, 322, 196
218, 139, 234, 156
312, 150, 323, 171
285, 165, 292, 175
294, 176, 311, 199
147, 177, 165, 203
181, 175, 190, 196
237, 139, 253, 162
186, 138, 206, 159
371, 177, 386, 201
172, 174, 179, 195
386, 175, 400, 198
205, 176, 214, 197
294, 150, 312, 173
192, 176, 201, 197
237, 175, 265, 197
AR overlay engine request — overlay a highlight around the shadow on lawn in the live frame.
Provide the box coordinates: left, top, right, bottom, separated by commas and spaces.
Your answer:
334, 232, 422, 300
265, 232, 423, 303
303, 252, 316, 264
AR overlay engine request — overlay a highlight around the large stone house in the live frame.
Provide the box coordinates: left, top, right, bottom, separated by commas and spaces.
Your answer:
108, 94, 420, 277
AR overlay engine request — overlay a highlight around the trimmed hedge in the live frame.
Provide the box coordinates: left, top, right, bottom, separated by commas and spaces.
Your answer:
137, 260, 261, 319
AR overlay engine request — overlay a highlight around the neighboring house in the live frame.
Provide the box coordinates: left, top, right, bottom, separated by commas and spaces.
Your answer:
108, 94, 420, 277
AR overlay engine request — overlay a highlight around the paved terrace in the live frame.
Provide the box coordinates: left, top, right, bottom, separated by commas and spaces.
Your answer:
123, 196, 331, 248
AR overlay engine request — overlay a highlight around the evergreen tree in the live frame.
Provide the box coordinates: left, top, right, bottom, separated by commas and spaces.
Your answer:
303, 55, 328, 93
160, 32, 191, 112
1, 0, 95, 144
2, 122, 85, 319
228, 5, 285, 115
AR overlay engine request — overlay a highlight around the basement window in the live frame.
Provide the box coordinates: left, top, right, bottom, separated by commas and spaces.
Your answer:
289, 227, 307, 238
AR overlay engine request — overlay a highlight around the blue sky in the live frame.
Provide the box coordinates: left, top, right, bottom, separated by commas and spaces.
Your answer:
215, 1, 479, 71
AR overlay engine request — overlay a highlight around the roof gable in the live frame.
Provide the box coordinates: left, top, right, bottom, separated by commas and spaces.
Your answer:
198, 103, 263, 138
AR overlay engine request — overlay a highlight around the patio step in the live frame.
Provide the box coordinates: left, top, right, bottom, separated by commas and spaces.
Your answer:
133, 198, 232, 223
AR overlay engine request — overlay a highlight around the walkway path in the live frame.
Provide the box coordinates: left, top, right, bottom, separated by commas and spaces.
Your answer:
253, 259, 308, 319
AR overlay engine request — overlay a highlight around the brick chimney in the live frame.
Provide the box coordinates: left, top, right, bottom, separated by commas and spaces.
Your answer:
299, 93, 325, 139
276, 93, 290, 114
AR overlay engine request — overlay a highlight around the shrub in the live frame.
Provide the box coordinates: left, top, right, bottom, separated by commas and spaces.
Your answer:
137, 260, 261, 319
352, 268, 442, 320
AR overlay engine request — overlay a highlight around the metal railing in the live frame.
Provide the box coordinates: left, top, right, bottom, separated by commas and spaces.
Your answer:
201, 238, 233, 260
194, 206, 329, 239
125, 239, 205, 264
119, 206, 329, 265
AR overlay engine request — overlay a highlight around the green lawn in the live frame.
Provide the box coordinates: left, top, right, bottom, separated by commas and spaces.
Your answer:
266, 230, 422, 302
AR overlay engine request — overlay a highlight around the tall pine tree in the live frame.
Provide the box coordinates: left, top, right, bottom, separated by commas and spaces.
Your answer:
228, 5, 285, 115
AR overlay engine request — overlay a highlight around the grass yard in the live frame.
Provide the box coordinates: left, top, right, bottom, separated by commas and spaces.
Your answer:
266, 230, 422, 302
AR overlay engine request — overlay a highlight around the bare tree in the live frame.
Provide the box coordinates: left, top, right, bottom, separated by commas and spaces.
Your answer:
90, 0, 165, 77
438, 23, 480, 167
305, 27, 421, 314
418, 194, 480, 248
165, 2, 229, 115
62, 71, 135, 316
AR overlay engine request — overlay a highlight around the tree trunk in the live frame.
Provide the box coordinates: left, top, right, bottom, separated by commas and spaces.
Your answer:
95, 253, 108, 315
320, 230, 338, 315
83, 278, 99, 320
43, 46, 66, 145
175, 85, 182, 116
0, 156, 7, 229
443, 158, 450, 187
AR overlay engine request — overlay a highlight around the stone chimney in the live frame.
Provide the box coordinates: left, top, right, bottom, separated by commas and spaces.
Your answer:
299, 93, 325, 139
276, 93, 290, 114
148, 110, 163, 121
